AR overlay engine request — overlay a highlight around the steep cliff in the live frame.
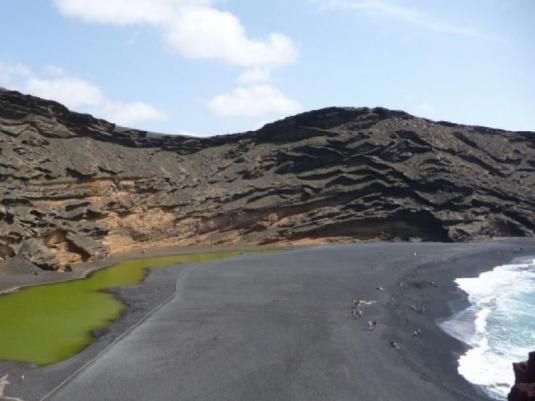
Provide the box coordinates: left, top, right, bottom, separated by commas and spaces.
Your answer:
1, 88, 535, 270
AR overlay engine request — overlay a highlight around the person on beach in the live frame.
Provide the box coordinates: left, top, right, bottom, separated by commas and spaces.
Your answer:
351, 306, 363, 319
410, 304, 426, 314
0, 375, 23, 401
351, 297, 363, 319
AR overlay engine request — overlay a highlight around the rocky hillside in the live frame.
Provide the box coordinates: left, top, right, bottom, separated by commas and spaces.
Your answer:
1, 88, 535, 270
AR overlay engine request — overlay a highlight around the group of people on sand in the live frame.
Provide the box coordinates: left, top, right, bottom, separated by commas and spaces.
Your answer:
350, 290, 422, 347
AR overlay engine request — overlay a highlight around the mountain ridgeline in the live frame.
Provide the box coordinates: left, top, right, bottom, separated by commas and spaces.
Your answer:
1, 88, 534, 270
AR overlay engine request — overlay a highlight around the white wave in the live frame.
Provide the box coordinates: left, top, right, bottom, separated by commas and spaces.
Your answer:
440, 258, 535, 400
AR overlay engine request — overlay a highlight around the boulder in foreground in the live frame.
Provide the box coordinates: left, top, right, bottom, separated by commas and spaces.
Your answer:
509, 352, 535, 401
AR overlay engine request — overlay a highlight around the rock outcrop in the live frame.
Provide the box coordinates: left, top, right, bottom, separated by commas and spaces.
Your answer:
509, 352, 535, 401
1, 88, 535, 270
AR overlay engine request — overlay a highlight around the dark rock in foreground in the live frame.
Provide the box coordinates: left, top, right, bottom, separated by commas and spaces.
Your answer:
509, 352, 535, 401
1, 88, 535, 270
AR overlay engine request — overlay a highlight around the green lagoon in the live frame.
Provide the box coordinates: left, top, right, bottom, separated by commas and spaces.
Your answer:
0, 251, 245, 366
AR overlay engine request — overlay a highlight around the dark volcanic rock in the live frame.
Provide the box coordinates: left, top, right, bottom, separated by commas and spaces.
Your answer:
509, 352, 535, 401
1, 88, 535, 270
509, 384, 535, 401
17, 238, 59, 270
514, 353, 535, 384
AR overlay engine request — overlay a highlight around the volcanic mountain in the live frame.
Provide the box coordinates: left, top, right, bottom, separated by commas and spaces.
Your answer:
1, 88, 534, 270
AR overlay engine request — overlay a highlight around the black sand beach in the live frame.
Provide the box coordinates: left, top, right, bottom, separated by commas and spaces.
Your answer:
2, 240, 535, 401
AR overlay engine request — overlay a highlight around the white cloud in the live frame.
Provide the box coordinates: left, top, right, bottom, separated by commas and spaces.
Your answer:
313, 0, 490, 38
0, 63, 33, 84
51, 1, 302, 122
418, 102, 435, 115
44, 65, 69, 77
238, 68, 272, 84
176, 129, 206, 137
102, 100, 166, 126
25, 75, 104, 109
0, 62, 165, 126
52, 0, 175, 25
53, 0, 298, 69
207, 84, 302, 118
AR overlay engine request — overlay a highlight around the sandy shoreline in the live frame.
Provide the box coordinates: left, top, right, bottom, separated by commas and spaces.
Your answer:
1, 239, 534, 401
0, 243, 285, 295
385, 240, 535, 400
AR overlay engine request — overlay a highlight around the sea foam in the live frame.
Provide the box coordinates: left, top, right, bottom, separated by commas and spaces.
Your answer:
440, 258, 535, 400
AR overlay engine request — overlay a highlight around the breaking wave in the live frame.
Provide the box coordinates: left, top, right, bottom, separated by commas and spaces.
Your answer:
440, 258, 535, 400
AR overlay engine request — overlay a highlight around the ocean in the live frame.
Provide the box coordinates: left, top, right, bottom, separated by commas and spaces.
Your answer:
440, 257, 535, 400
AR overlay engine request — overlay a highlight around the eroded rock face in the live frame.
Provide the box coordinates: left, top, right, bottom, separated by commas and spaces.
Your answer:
509, 352, 535, 401
1, 88, 535, 270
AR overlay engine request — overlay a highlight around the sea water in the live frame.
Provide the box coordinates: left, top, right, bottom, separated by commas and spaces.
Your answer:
440, 257, 535, 400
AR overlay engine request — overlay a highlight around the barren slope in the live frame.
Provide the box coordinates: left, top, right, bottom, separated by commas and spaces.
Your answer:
1, 88, 534, 270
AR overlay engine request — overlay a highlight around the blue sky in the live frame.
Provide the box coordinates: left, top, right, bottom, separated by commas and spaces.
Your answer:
0, 0, 534, 136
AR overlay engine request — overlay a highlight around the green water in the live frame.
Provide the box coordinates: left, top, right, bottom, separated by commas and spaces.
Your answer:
0, 251, 245, 366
